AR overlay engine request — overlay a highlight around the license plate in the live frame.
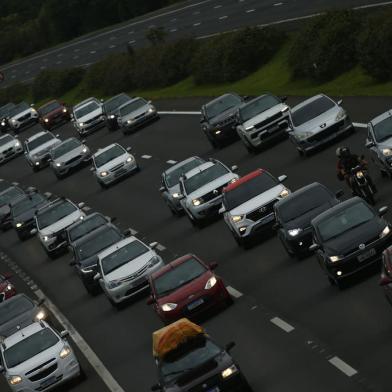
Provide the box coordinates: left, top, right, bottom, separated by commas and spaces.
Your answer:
358, 248, 376, 262
187, 298, 204, 311
41, 376, 56, 388
207, 387, 220, 392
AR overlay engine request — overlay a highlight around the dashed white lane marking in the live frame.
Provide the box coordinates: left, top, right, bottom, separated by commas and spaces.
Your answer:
214, 4, 222, 8
128, 31, 134, 34
158, 111, 201, 115
141, 155, 152, 159
128, 40, 136, 44
246, 9, 256, 13
194, 22, 201, 26
226, 286, 243, 298
353, 122, 367, 129
270, 317, 295, 333
109, 45, 116, 49
129, 228, 138, 235
167, 160, 177, 164
109, 36, 116, 40
170, 28, 178, 32
56, 61, 62, 65
219, 15, 228, 20
90, 50, 96, 54
81, 62, 93, 68
33, 289, 125, 392
40, 66, 46, 70
73, 55, 79, 59
74, 48, 80, 52
156, 243, 166, 251
329, 356, 358, 377
274, 2, 284, 6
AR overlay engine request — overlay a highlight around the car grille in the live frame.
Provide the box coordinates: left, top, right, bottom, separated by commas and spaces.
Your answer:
110, 163, 124, 172
65, 155, 82, 165
17, 113, 31, 122
253, 112, 283, 130
343, 235, 380, 257
203, 183, 230, 203
29, 363, 58, 382
216, 114, 236, 127
307, 120, 345, 143
121, 264, 149, 282
26, 359, 56, 376
36, 375, 63, 391
125, 279, 149, 296
246, 200, 277, 222
84, 115, 101, 125
134, 112, 147, 120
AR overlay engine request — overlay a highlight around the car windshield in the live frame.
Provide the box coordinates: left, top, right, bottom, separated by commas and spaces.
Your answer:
160, 337, 221, 384
292, 96, 335, 127
68, 214, 107, 242
4, 328, 59, 368
0, 104, 15, 117
184, 163, 229, 194
317, 202, 375, 241
0, 296, 34, 326
223, 173, 278, 210
101, 240, 149, 275
39, 101, 62, 116
76, 228, 122, 260
239, 95, 280, 122
373, 116, 392, 143
119, 99, 147, 116
11, 194, 45, 218
36, 200, 77, 229
0, 188, 23, 207
165, 159, 204, 188
9, 102, 30, 117
154, 257, 206, 297
104, 94, 130, 113
205, 95, 242, 119
27, 133, 54, 151
0, 135, 14, 146
94, 145, 124, 167
74, 102, 99, 119
51, 139, 81, 159
278, 187, 333, 222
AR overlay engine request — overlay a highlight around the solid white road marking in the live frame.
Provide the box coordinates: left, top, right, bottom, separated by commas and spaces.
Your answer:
329, 356, 358, 377
270, 317, 295, 332
170, 28, 178, 32
33, 289, 125, 392
354, 1, 392, 9
56, 61, 62, 65
246, 9, 256, 13
156, 243, 166, 251
219, 15, 228, 20
194, 22, 201, 26
158, 111, 201, 115
109, 45, 116, 49
167, 160, 177, 164
353, 122, 367, 128
226, 286, 243, 298
128, 40, 136, 44
129, 228, 138, 235
90, 50, 96, 54
214, 5, 222, 8
141, 155, 152, 159
274, 2, 284, 6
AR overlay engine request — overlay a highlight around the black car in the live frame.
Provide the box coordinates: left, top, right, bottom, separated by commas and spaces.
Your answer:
274, 182, 342, 258
103, 93, 132, 131
69, 224, 125, 295
310, 197, 392, 288
10, 191, 51, 240
0, 103, 15, 133
0, 185, 25, 231
200, 93, 244, 148
0, 294, 47, 337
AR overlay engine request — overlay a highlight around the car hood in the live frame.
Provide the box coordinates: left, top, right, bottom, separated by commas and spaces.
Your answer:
104, 250, 155, 281
293, 106, 340, 135
40, 210, 84, 236
228, 184, 285, 215
13, 202, 48, 224
96, 153, 128, 173
53, 146, 85, 164
11, 108, 32, 121
375, 136, 392, 150
0, 205, 10, 219
322, 218, 384, 255
209, 107, 238, 126
121, 105, 150, 121
76, 108, 102, 123
168, 184, 180, 195
45, 107, 65, 118
187, 173, 238, 200
0, 140, 17, 152
0, 309, 36, 337
29, 139, 61, 157
243, 104, 287, 127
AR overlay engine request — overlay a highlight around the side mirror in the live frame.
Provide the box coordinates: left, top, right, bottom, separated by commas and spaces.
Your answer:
146, 296, 154, 305
225, 341, 236, 352
60, 330, 69, 338
309, 243, 320, 252
126, 146, 132, 152
218, 206, 226, 214
379, 206, 388, 216
159, 186, 165, 193
278, 175, 287, 183
93, 273, 101, 281
209, 262, 218, 270
90, 167, 95, 172
365, 140, 375, 149
231, 165, 238, 172
149, 242, 158, 249
280, 96, 288, 102
380, 275, 392, 286
30, 228, 37, 235
78, 202, 85, 209
151, 384, 162, 392
44, 192, 52, 199
37, 298, 45, 306
337, 99, 343, 106
335, 189, 344, 198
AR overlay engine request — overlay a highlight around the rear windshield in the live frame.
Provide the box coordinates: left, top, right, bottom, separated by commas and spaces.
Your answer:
68, 214, 107, 242
292, 96, 335, 127
373, 116, 392, 143
0, 296, 34, 326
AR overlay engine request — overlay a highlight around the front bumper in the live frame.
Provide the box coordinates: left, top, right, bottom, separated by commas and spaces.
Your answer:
52, 153, 91, 175
207, 122, 238, 141
0, 145, 23, 163
15, 219, 36, 239
97, 160, 138, 185
42, 113, 70, 130
76, 117, 105, 135
230, 212, 277, 240
284, 230, 313, 256
31, 153, 52, 169
122, 111, 158, 133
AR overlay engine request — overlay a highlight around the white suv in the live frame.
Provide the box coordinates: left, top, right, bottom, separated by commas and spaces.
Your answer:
95, 236, 164, 308
0, 321, 82, 392
72, 97, 105, 136
0, 134, 23, 164
8, 102, 39, 132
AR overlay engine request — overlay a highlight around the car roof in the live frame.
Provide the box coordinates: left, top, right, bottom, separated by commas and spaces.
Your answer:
2, 321, 48, 349
74, 97, 99, 109
73, 223, 118, 247
291, 94, 333, 112
26, 131, 50, 143
238, 94, 275, 110
151, 254, 201, 280
117, 97, 145, 111
204, 93, 241, 108
164, 156, 203, 175
38, 100, 61, 110
370, 110, 392, 126
182, 161, 216, 180
223, 169, 264, 193
36, 197, 72, 216
98, 236, 140, 259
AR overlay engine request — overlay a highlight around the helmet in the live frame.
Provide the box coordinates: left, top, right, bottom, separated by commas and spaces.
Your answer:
336, 146, 350, 158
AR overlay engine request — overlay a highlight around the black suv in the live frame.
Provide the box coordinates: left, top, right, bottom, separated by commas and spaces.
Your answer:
103, 93, 132, 131
200, 93, 244, 148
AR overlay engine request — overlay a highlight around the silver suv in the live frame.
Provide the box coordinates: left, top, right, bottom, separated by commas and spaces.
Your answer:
8, 102, 38, 132
236, 94, 290, 153
221, 168, 290, 247
72, 97, 105, 136
366, 110, 392, 177
0, 134, 23, 164
0, 321, 82, 392
178, 159, 239, 227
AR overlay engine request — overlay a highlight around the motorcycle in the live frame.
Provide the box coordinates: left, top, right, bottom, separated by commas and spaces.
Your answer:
350, 165, 376, 205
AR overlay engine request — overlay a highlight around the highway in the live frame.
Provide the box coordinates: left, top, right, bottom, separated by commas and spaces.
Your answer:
0, 95, 392, 391
1, 0, 392, 87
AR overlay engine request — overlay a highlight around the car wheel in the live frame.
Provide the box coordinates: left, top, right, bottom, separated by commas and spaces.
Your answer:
225, 295, 234, 306
281, 238, 295, 258
99, 181, 108, 189
335, 278, 347, 290
78, 366, 87, 382
32, 165, 40, 173
328, 276, 336, 286
55, 172, 65, 180
83, 281, 100, 296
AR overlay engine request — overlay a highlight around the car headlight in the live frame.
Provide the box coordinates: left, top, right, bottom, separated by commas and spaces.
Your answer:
0, 121, 5, 126
329, 255, 342, 263
380, 226, 391, 238
161, 303, 177, 312
382, 148, 392, 156
214, 129, 221, 135
78, 122, 84, 127
221, 364, 238, 379
229, 178, 238, 184
295, 132, 313, 141
5, 284, 13, 292
356, 171, 364, 179
82, 147, 88, 153
109, 115, 115, 119
281, 105, 289, 113
192, 198, 202, 206
44, 118, 49, 123
335, 108, 346, 121
288, 228, 302, 237
279, 189, 289, 198
148, 106, 156, 113
16, 222, 23, 228
35, 310, 46, 321
14, 141, 20, 147
59, 346, 71, 359
100, 171, 108, 177
172, 192, 180, 198
107, 279, 122, 289
127, 119, 134, 124
63, 108, 67, 113
31, 109, 37, 114
43, 235, 50, 242
205, 276, 217, 290
126, 156, 134, 163
55, 162, 62, 167
148, 256, 161, 267
245, 125, 254, 131
11, 119, 16, 123
35, 161, 40, 166
231, 215, 244, 223
9, 375, 22, 385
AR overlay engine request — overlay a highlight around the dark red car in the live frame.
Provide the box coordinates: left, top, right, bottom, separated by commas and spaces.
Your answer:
147, 254, 231, 324
38, 100, 70, 130
380, 246, 392, 304
0, 272, 16, 302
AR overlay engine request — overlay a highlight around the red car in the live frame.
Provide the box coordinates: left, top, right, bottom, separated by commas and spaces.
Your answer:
380, 246, 392, 304
38, 100, 70, 130
147, 254, 231, 324
0, 272, 16, 302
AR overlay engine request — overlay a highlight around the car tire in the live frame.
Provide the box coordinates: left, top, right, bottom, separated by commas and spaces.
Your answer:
99, 181, 108, 189
32, 165, 40, 173
46, 250, 57, 260
55, 172, 65, 180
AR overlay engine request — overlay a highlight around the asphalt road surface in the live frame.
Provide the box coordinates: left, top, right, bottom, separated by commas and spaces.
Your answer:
0, 95, 392, 391
1, 0, 392, 87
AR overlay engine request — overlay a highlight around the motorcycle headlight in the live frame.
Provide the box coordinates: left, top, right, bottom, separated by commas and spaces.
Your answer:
55, 162, 62, 167
9, 375, 22, 385
221, 364, 238, 379
356, 171, 364, 179
192, 198, 202, 206
44, 118, 49, 123
16, 222, 23, 228
231, 215, 244, 223
382, 148, 392, 157
161, 303, 177, 312
288, 228, 302, 237
279, 189, 290, 198
295, 132, 313, 141
35, 310, 46, 321
59, 346, 71, 359
126, 156, 134, 163
100, 171, 108, 177
205, 276, 217, 290
380, 226, 391, 238
329, 255, 342, 263
335, 108, 346, 121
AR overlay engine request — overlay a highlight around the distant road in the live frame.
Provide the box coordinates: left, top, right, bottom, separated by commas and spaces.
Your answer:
1, 0, 391, 88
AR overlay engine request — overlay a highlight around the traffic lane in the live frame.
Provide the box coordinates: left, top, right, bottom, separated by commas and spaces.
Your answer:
0, 254, 111, 392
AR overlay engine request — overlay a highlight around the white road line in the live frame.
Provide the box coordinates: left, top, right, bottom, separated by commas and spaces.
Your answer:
226, 286, 243, 298
90, 50, 96, 54
329, 356, 358, 377
170, 28, 178, 32
40, 66, 46, 70
156, 243, 166, 251
246, 9, 256, 13
167, 160, 177, 164
128, 40, 136, 44
194, 22, 201, 26
354, 1, 392, 9
274, 2, 284, 6
219, 15, 228, 20
81, 62, 93, 68
109, 45, 116, 49
74, 48, 80, 52
270, 317, 295, 333
353, 122, 367, 128
214, 4, 222, 8
33, 289, 125, 392
141, 155, 152, 159
158, 111, 201, 115
128, 31, 135, 34
109, 36, 116, 40
129, 228, 138, 235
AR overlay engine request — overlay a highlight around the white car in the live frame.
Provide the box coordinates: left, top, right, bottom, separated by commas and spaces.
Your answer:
0, 134, 23, 164
72, 97, 105, 136
95, 236, 164, 308
0, 321, 82, 392
92, 143, 139, 188
32, 198, 85, 258
24, 131, 61, 172
8, 102, 38, 132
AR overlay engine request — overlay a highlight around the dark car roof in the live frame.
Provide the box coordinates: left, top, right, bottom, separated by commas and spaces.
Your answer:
204, 93, 241, 108
73, 223, 120, 247
67, 212, 108, 243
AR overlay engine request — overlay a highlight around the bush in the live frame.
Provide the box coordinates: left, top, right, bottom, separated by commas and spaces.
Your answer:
192, 27, 285, 85
288, 10, 360, 82
32, 67, 85, 101
0, 82, 31, 106
358, 10, 392, 81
